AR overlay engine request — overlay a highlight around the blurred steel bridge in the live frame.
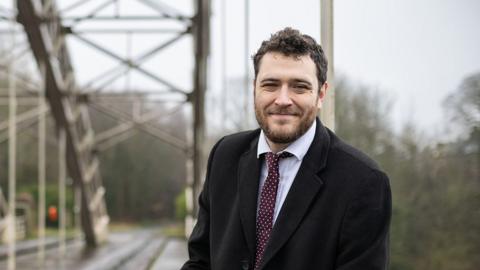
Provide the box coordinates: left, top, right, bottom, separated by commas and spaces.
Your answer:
0, 0, 334, 269
0, 0, 208, 268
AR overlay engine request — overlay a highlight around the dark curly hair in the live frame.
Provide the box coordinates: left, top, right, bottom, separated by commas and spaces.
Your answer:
252, 27, 328, 86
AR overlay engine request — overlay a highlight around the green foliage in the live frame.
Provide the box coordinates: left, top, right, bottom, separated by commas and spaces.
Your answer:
175, 190, 187, 221
100, 133, 186, 221
94, 105, 187, 221
335, 74, 480, 270
17, 184, 74, 210
0, 94, 187, 223
444, 72, 480, 133
1, 63, 478, 268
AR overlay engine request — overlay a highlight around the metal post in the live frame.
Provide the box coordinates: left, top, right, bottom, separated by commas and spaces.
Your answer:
37, 63, 46, 262
74, 186, 81, 241
243, 0, 250, 129
115, 0, 120, 17
58, 128, 66, 255
125, 31, 132, 92
18, 0, 98, 246
221, 0, 227, 131
184, 121, 194, 235
193, 0, 208, 209
320, 0, 335, 131
9, 0, 201, 248
7, 7, 17, 269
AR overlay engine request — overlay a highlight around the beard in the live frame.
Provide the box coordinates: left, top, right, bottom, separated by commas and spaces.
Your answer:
254, 102, 317, 144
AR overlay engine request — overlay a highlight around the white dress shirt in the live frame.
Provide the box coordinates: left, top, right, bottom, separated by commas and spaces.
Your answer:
256, 120, 316, 224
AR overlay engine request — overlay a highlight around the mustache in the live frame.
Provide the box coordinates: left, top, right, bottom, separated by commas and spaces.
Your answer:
266, 107, 301, 115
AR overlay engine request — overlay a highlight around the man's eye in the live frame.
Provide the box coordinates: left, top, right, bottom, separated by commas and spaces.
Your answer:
292, 84, 310, 93
294, 84, 308, 89
261, 83, 278, 89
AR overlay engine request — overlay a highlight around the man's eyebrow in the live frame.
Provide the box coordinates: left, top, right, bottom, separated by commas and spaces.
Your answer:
259, 78, 280, 83
290, 79, 312, 85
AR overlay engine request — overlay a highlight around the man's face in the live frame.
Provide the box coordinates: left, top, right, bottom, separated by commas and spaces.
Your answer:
254, 52, 327, 144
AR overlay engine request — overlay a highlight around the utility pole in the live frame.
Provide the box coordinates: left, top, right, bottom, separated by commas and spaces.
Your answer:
186, 0, 209, 235
320, 0, 335, 130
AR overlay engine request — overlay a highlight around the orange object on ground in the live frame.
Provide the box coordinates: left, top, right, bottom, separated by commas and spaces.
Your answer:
48, 205, 58, 222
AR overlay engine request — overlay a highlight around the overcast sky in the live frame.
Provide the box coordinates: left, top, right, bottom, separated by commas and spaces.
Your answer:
2, 0, 479, 139
211, 0, 480, 136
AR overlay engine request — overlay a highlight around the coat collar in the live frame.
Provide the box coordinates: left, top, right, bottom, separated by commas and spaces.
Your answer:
238, 118, 331, 269
238, 134, 262, 260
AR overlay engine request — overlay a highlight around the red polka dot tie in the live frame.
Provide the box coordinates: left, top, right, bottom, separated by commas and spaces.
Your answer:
255, 151, 292, 269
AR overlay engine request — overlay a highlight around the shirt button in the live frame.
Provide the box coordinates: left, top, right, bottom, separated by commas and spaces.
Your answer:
241, 259, 250, 270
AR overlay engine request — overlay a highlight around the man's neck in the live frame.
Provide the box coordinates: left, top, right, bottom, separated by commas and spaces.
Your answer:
257, 120, 317, 159
265, 139, 289, 153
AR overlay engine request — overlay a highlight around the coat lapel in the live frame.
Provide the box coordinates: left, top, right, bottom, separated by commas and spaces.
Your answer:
238, 136, 261, 259
259, 119, 331, 269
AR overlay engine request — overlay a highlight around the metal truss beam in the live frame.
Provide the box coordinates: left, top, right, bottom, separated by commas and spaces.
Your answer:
66, 0, 116, 26
70, 32, 188, 95
90, 101, 187, 151
136, 0, 190, 21
62, 15, 188, 21
17, 0, 105, 247
3, 0, 210, 242
0, 105, 49, 132
74, 29, 190, 94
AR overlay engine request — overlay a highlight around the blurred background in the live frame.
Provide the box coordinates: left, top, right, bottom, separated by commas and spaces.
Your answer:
0, 0, 479, 269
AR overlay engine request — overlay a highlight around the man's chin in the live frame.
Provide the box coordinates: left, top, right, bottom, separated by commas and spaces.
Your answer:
267, 117, 296, 127
265, 125, 298, 144
267, 121, 294, 132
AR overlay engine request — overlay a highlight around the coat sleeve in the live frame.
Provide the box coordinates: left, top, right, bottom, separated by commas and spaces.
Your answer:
335, 169, 392, 270
181, 138, 223, 270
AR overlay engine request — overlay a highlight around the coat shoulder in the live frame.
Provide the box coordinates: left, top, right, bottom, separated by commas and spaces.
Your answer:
325, 130, 391, 206
327, 130, 385, 177
214, 129, 261, 157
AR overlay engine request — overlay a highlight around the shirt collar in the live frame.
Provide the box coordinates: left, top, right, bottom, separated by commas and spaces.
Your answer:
257, 120, 316, 161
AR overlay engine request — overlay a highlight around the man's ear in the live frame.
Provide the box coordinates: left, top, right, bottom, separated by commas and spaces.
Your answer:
317, 82, 329, 109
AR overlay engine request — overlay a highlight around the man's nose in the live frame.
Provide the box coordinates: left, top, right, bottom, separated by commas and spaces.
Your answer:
274, 85, 292, 106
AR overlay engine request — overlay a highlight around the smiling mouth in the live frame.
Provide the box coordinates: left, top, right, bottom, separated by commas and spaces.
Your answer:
268, 112, 298, 116
268, 113, 298, 120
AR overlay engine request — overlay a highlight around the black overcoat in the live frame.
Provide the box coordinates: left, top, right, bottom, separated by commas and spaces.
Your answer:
182, 119, 391, 270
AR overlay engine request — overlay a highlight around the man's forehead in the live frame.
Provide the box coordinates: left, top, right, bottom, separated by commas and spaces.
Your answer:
262, 51, 312, 63
258, 73, 313, 83
257, 52, 316, 81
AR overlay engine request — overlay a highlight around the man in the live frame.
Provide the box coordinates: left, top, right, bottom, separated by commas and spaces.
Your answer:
182, 27, 391, 270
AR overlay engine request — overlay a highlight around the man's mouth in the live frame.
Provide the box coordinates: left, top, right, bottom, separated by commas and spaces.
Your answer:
268, 113, 298, 122
269, 113, 296, 116
266, 109, 300, 116
270, 111, 293, 114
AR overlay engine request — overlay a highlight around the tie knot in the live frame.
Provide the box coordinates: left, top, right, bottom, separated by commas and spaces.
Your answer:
278, 151, 293, 159
265, 151, 292, 164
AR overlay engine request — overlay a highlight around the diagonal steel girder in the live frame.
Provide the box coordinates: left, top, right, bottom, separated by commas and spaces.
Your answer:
70, 32, 188, 95
91, 101, 187, 151
74, 29, 190, 94
17, 0, 99, 246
